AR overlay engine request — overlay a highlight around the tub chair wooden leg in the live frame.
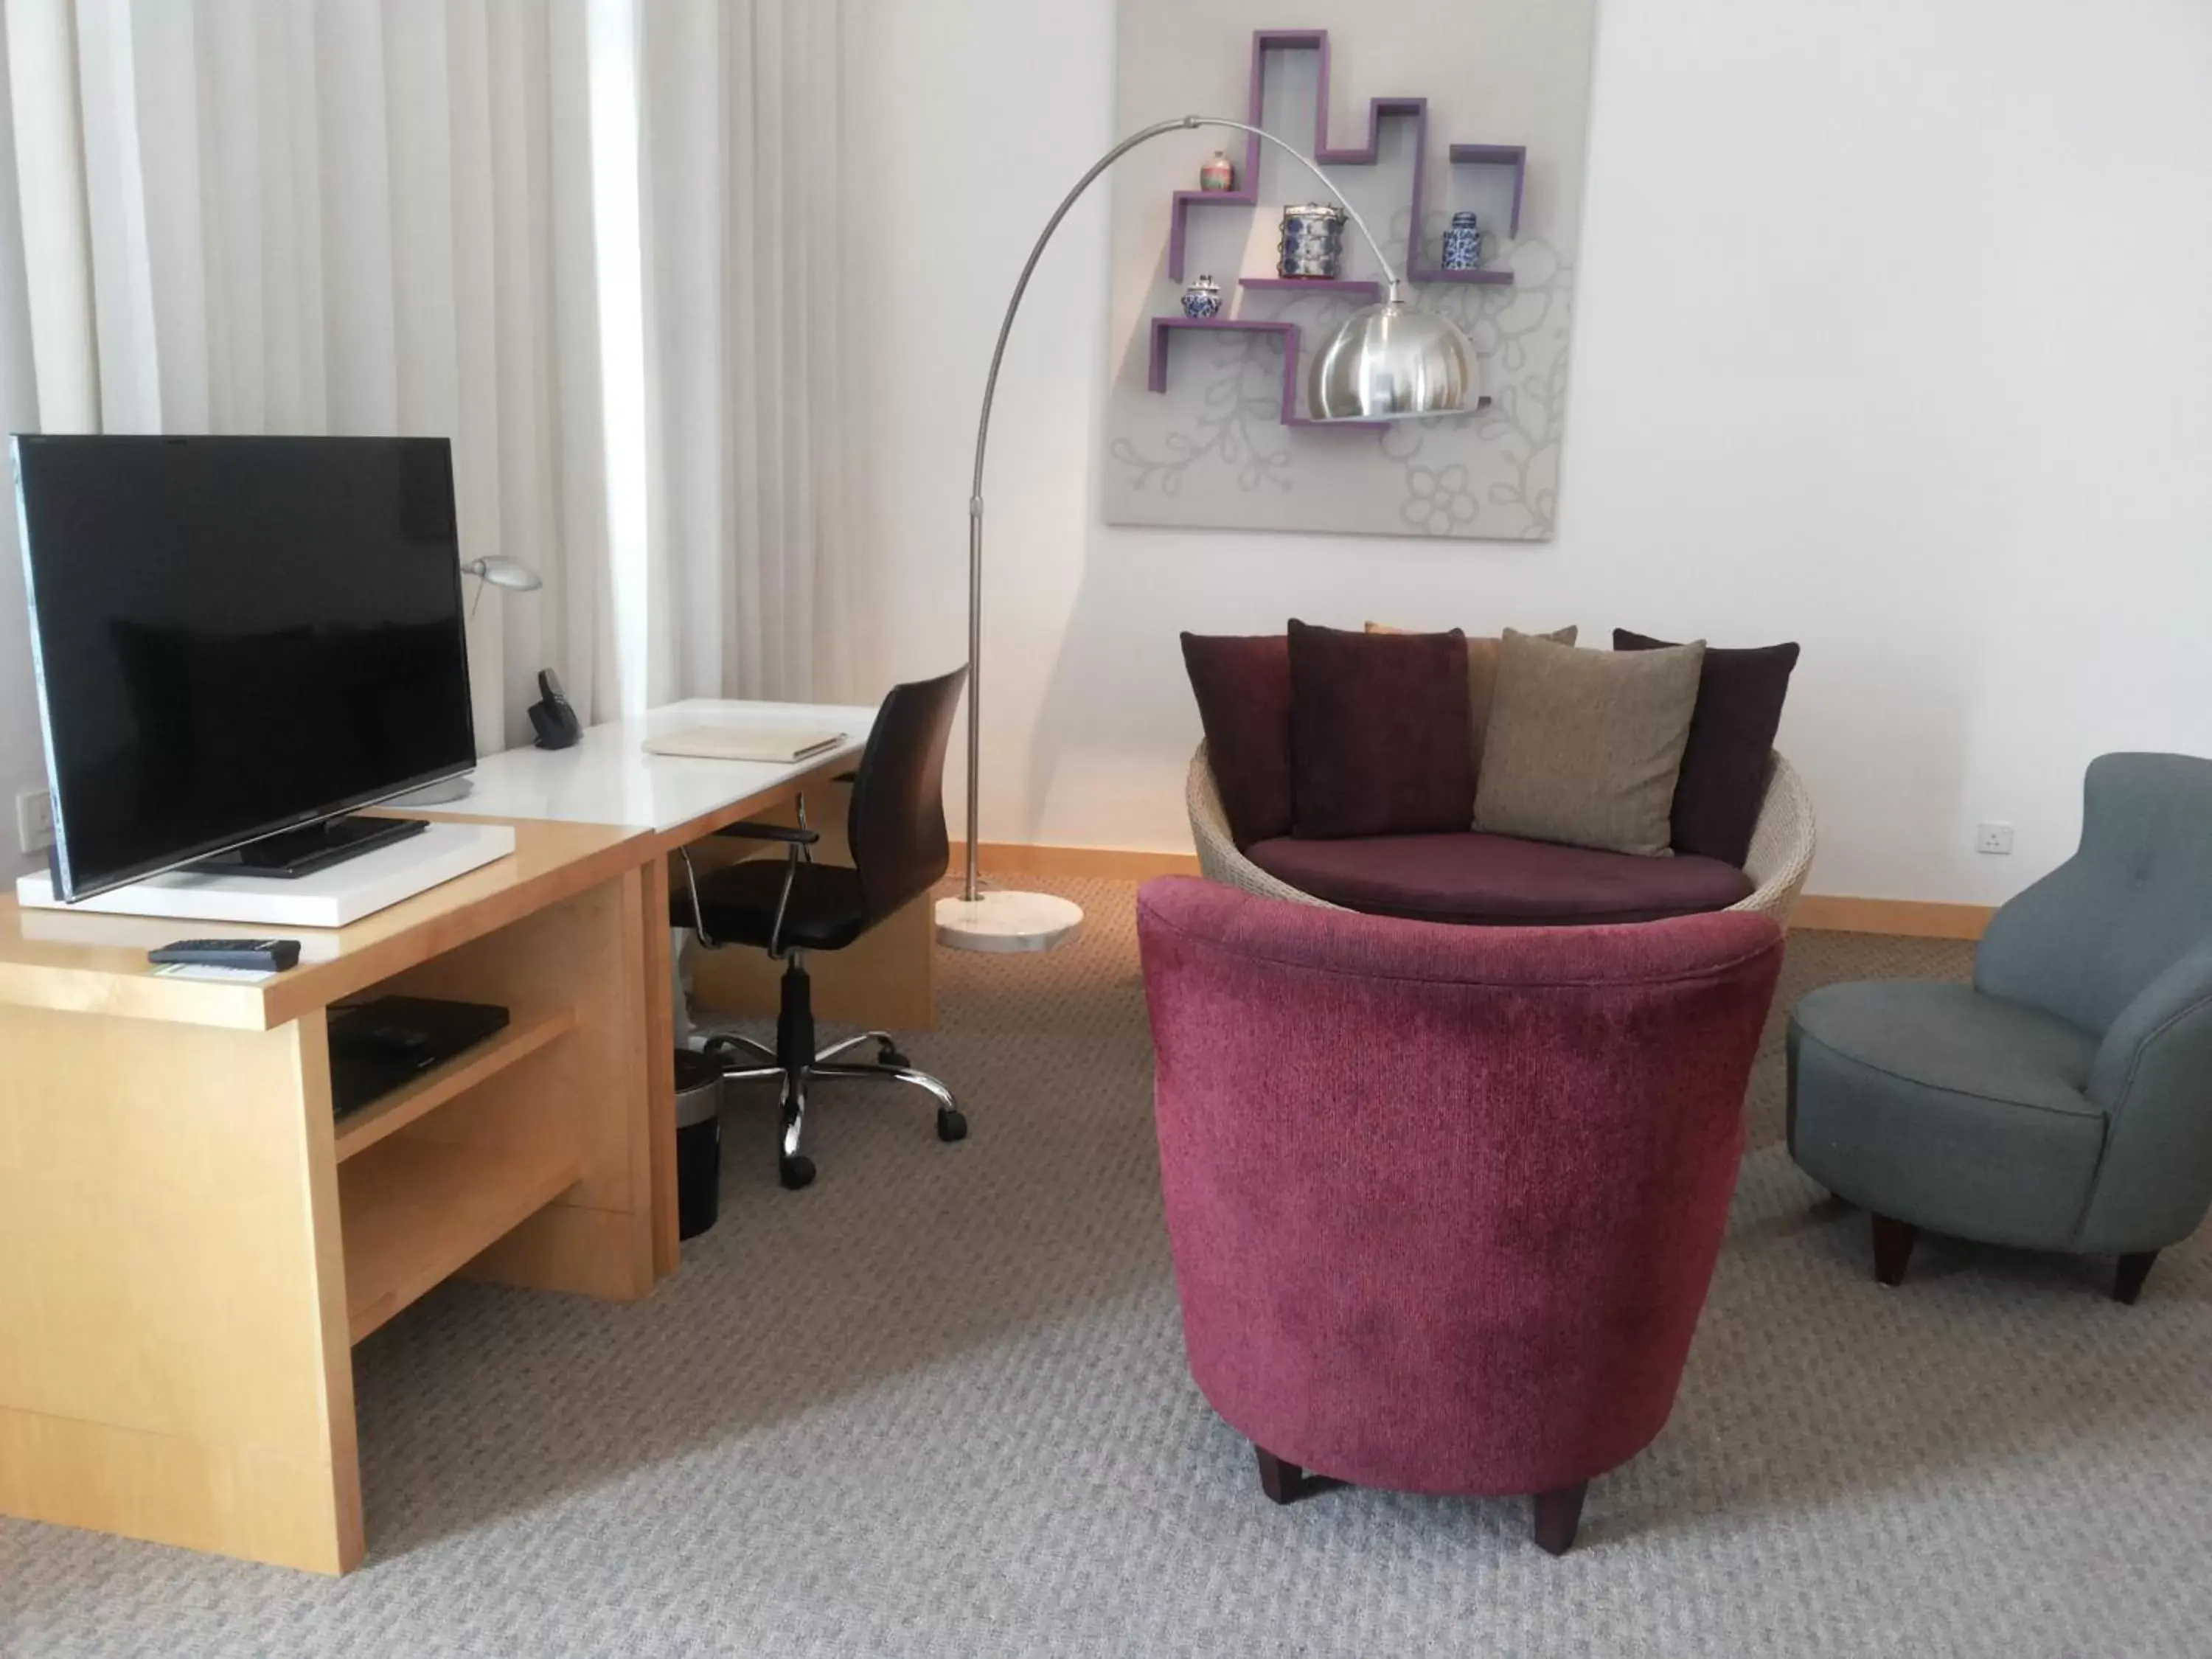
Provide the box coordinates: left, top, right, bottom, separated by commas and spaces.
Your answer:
1871, 1214, 1917, 1287
1532, 1482, 1587, 1556
2113, 1251, 2158, 1305
1254, 1445, 1308, 1505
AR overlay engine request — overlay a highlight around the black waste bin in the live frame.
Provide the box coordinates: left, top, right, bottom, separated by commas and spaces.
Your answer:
672, 1049, 723, 1239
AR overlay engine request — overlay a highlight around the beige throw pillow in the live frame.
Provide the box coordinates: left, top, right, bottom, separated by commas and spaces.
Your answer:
1474, 629, 1705, 857
1365, 622, 1577, 776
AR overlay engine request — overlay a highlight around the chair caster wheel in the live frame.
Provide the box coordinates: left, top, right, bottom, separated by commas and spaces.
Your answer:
779, 1154, 816, 1190
878, 1043, 910, 1069
936, 1107, 967, 1144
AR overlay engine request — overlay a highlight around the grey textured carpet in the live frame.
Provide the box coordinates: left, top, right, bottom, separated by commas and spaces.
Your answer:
5, 880, 2209, 1658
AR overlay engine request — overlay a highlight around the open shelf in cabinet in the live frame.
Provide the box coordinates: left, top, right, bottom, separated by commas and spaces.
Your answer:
341, 1135, 581, 1343
332, 1005, 577, 1162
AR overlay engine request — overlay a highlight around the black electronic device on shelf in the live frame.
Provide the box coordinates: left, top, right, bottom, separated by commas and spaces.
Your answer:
327, 996, 512, 1118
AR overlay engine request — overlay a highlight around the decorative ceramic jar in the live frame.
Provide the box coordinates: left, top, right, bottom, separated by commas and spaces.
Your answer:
1277, 203, 1349, 279
1441, 210, 1489, 271
1180, 275, 1223, 319
1199, 150, 1237, 192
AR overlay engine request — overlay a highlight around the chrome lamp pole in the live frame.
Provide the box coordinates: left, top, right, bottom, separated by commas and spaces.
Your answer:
933, 114, 1481, 953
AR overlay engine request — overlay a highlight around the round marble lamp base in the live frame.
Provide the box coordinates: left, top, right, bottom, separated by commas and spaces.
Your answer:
935, 890, 1084, 954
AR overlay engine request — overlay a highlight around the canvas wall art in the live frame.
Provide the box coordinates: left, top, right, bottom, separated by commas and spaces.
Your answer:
1105, 1, 1599, 541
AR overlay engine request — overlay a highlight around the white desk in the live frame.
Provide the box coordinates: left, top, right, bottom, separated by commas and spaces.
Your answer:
452, 698, 877, 838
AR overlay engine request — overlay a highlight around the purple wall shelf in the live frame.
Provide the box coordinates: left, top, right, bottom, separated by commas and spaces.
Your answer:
1402, 267, 1514, 286
1165, 29, 1529, 287
1149, 316, 1489, 428
1149, 31, 1522, 432
1148, 317, 1386, 431
1237, 276, 1383, 299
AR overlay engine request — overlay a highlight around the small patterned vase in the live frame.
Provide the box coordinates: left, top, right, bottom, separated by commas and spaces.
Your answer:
1441, 210, 1487, 271
1199, 150, 1237, 192
1180, 276, 1223, 319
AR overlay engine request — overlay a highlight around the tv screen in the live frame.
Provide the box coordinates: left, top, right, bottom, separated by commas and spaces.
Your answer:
14, 435, 477, 901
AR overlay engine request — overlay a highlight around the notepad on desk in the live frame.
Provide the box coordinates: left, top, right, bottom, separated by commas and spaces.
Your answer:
642, 726, 848, 764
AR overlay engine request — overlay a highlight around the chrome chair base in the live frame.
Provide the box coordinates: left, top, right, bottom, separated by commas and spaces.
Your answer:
700, 1025, 965, 1191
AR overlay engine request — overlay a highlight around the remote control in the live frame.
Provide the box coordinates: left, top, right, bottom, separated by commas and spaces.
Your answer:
148, 938, 303, 973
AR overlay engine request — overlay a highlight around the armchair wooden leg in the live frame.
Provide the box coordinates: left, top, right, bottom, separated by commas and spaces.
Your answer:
1254, 1445, 1307, 1505
1532, 1482, 1587, 1556
1871, 1214, 1917, 1287
2114, 1251, 2158, 1305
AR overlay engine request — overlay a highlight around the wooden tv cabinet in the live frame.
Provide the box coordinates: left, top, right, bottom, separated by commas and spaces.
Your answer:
0, 819, 670, 1573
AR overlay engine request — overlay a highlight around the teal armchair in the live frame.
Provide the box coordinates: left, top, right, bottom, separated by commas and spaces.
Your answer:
1788, 754, 2212, 1301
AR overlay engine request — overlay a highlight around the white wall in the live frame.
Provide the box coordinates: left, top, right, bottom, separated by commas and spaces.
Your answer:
849, 0, 2212, 904
1, 2, 2205, 903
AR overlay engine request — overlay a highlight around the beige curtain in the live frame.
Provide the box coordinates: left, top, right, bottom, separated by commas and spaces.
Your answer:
0, 14, 43, 875
18, 0, 630, 747
3, 0, 621, 747
0, 0, 865, 751
637, 0, 865, 706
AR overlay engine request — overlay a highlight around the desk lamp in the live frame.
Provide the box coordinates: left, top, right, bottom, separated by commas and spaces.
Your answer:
464, 555, 543, 604
934, 114, 1481, 953
398, 554, 550, 805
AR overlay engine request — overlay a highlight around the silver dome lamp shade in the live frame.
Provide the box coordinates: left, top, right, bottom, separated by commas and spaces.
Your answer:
1308, 295, 1477, 422
936, 114, 1478, 954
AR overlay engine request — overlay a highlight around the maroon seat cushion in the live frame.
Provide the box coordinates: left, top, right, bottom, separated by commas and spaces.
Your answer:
1245, 830, 1754, 926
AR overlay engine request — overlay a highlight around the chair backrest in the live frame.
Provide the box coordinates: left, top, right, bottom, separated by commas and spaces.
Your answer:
1136, 877, 1783, 1498
844, 667, 967, 926
1976, 754, 2212, 1035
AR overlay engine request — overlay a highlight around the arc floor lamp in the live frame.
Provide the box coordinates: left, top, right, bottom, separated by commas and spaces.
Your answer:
933, 114, 1482, 953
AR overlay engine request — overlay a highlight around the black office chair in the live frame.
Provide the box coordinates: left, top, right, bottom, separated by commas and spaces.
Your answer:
672, 667, 968, 1189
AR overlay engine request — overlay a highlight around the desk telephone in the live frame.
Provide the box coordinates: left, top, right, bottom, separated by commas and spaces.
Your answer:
529, 668, 582, 750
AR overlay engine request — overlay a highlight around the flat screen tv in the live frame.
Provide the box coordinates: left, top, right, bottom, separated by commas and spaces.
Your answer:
14, 435, 477, 902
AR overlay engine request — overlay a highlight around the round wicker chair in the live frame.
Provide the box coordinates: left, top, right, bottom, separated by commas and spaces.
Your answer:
1186, 742, 1817, 926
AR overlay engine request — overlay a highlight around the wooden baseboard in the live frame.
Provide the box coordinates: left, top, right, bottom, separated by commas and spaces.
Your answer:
974, 842, 1201, 882
1792, 896, 1994, 940
972, 843, 1997, 941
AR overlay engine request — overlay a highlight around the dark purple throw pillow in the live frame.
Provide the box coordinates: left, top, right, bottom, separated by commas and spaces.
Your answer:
1180, 633, 1294, 846
1288, 619, 1474, 839
1615, 629, 1800, 866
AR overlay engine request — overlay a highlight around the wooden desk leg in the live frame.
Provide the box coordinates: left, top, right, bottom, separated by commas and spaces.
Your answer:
0, 1007, 361, 1573
640, 857, 681, 1279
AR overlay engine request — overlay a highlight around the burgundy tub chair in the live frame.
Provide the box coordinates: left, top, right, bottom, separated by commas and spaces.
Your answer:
1136, 877, 1784, 1554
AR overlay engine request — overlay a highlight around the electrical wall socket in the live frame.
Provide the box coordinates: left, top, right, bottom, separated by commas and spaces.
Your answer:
1975, 821, 2014, 856
15, 787, 53, 856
